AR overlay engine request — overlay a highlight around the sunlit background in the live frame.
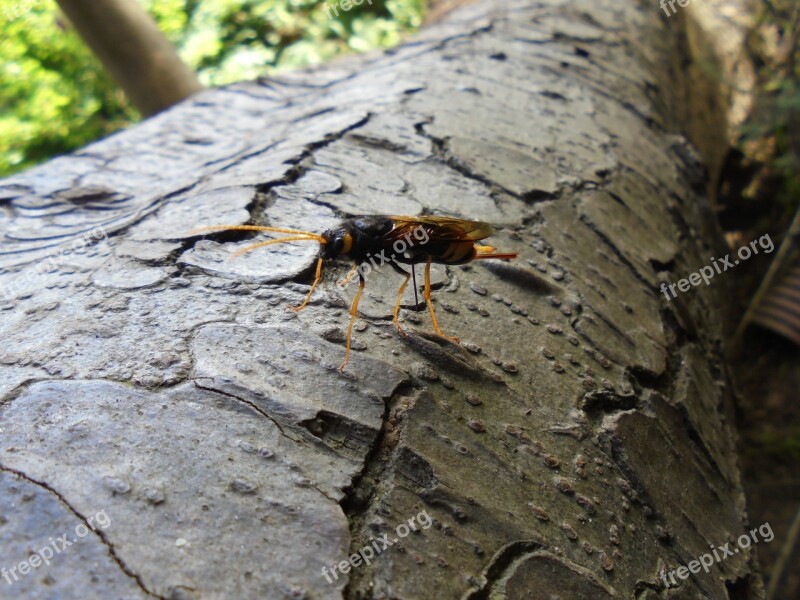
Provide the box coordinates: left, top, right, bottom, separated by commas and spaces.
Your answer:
0, 0, 424, 176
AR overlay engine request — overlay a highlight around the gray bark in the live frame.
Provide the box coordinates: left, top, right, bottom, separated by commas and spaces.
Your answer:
0, 0, 763, 598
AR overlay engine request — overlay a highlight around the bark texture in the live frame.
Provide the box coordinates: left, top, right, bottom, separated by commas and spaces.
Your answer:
0, 0, 763, 598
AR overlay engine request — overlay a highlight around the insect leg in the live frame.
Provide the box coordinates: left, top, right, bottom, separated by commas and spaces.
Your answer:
411, 265, 419, 305
340, 273, 366, 372
424, 257, 459, 344
388, 260, 412, 337
473, 252, 518, 260
391, 270, 411, 338
337, 263, 359, 288
290, 257, 324, 312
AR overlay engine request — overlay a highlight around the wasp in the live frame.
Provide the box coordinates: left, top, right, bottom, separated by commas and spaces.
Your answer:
193, 216, 517, 371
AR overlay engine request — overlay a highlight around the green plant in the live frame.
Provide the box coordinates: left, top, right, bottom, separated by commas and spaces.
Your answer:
0, 0, 425, 177
741, 0, 800, 219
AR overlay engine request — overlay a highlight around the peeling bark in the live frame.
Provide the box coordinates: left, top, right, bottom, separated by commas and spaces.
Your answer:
0, 0, 764, 598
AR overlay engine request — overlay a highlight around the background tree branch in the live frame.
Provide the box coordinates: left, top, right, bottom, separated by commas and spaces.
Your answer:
55, 0, 203, 116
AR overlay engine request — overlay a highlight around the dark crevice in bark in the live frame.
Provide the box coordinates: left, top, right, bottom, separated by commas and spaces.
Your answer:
581, 388, 639, 415
627, 362, 675, 400
0, 378, 48, 407
649, 257, 677, 273
179, 113, 374, 287
255, 112, 372, 193
191, 379, 339, 503
340, 381, 420, 598
726, 573, 759, 600
578, 213, 657, 290
463, 541, 547, 599
339, 380, 418, 517
415, 122, 554, 204
208, 141, 283, 170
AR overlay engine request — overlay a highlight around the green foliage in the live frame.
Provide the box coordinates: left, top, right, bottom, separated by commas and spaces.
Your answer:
749, 430, 800, 461
0, 0, 424, 177
0, 1, 135, 176
742, 0, 800, 218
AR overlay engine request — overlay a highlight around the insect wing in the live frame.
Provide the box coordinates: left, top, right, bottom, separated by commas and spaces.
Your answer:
387, 216, 495, 242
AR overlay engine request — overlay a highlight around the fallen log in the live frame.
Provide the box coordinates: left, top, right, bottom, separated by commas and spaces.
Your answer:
0, 0, 764, 598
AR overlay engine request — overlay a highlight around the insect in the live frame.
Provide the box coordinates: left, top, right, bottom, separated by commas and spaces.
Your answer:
193, 215, 517, 371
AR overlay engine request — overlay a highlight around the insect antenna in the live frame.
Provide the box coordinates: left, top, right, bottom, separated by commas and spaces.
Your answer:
192, 224, 329, 312
189, 224, 327, 259
230, 236, 322, 259
190, 224, 327, 244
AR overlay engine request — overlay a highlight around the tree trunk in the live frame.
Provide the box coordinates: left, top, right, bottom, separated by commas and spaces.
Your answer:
55, 0, 203, 116
0, 0, 764, 598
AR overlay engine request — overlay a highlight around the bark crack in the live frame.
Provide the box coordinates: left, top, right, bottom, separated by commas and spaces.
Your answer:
464, 540, 547, 599
340, 380, 419, 598
578, 213, 655, 289
414, 122, 539, 203
190, 379, 339, 504
0, 465, 165, 599
191, 378, 299, 445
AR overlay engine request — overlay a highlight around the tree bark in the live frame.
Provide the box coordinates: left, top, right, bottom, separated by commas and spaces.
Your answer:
0, 0, 764, 598
55, 0, 203, 116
